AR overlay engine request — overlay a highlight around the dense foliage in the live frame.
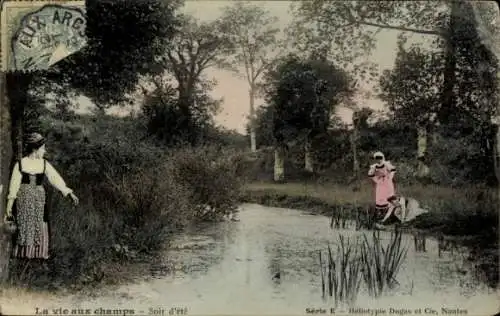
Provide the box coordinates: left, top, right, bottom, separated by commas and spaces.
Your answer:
10, 112, 244, 288
261, 54, 352, 145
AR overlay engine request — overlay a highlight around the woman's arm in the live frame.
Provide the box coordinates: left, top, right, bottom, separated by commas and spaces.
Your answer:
7, 162, 21, 200
368, 164, 379, 183
44, 161, 73, 197
386, 161, 396, 180
5, 162, 21, 218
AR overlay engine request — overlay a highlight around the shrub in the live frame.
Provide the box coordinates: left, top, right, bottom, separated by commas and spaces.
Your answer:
166, 146, 244, 221
8, 117, 244, 289
412, 186, 498, 237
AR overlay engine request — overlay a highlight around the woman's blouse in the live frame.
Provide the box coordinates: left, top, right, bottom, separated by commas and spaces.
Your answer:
7, 157, 73, 199
368, 161, 396, 178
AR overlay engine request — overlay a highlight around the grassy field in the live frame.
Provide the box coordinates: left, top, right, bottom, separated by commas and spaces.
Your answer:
243, 181, 469, 206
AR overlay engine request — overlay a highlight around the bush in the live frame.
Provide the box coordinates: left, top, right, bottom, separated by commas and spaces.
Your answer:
166, 146, 244, 221
411, 186, 498, 237
8, 116, 244, 290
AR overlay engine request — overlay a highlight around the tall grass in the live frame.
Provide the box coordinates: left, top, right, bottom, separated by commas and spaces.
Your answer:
319, 231, 408, 305
359, 230, 408, 298
330, 206, 350, 229
319, 235, 362, 308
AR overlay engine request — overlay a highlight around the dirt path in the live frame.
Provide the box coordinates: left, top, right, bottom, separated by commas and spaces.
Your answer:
1, 287, 68, 315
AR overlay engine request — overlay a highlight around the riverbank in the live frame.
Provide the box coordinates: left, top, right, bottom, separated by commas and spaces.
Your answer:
241, 181, 499, 288
2, 203, 498, 316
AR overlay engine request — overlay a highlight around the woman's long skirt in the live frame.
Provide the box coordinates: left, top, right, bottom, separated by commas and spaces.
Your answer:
12, 184, 49, 259
374, 177, 395, 208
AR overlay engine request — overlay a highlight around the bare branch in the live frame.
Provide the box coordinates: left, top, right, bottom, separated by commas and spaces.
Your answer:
357, 20, 445, 36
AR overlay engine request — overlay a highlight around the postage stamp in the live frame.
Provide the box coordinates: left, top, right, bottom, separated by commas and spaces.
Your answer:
0, 0, 86, 72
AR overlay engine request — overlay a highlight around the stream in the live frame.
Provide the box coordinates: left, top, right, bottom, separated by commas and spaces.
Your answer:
1, 203, 498, 315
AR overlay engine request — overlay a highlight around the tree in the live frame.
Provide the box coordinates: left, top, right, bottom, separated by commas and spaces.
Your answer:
287, 1, 458, 125
291, 1, 499, 182
380, 23, 497, 183
287, 1, 447, 58
262, 54, 351, 180
351, 106, 374, 182
302, 59, 352, 172
379, 44, 444, 178
5, 0, 183, 161
141, 78, 222, 147
249, 104, 274, 148
286, 2, 439, 177
219, 1, 281, 152
50, 0, 183, 108
470, 2, 500, 183
146, 14, 232, 145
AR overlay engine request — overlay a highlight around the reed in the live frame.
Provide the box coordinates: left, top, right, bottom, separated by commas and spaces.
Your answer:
355, 206, 379, 230
359, 229, 408, 298
319, 251, 326, 298
413, 232, 427, 252
319, 235, 363, 308
330, 206, 350, 230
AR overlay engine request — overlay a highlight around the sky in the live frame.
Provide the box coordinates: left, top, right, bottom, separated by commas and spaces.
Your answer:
93, 1, 433, 134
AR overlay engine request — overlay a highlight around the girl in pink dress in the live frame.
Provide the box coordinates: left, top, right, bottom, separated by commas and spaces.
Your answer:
368, 151, 396, 211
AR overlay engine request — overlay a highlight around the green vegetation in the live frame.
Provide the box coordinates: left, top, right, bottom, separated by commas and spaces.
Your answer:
360, 230, 408, 298
5, 115, 244, 291
319, 230, 408, 307
319, 236, 362, 308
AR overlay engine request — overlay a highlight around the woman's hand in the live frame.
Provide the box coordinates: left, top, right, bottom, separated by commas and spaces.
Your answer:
4, 199, 14, 224
68, 192, 79, 206
3, 212, 13, 224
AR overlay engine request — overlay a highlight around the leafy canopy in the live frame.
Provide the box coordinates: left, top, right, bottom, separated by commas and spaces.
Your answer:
262, 54, 352, 143
48, 0, 183, 107
218, 1, 281, 86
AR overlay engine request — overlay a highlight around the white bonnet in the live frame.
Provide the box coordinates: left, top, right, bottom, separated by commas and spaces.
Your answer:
373, 151, 384, 159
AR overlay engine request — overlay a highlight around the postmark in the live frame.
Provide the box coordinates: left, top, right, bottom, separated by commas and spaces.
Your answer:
0, 0, 86, 72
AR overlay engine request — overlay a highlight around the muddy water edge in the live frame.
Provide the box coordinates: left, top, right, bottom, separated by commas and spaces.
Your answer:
1, 203, 498, 316
241, 191, 499, 290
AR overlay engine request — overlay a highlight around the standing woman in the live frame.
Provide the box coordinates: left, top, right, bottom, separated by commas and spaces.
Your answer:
3, 133, 78, 260
368, 151, 396, 212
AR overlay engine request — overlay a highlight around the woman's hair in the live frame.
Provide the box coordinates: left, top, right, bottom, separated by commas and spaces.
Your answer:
24, 132, 46, 154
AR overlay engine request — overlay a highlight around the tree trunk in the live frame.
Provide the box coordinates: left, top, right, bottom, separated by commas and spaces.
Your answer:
304, 134, 313, 173
6, 72, 30, 160
177, 91, 195, 145
438, 2, 458, 126
350, 127, 360, 178
0, 71, 13, 283
470, 2, 500, 184
494, 125, 500, 183
274, 144, 285, 182
0, 72, 32, 282
249, 87, 257, 152
416, 126, 430, 179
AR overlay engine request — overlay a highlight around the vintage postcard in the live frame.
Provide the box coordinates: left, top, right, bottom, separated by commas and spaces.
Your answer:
0, 1, 499, 316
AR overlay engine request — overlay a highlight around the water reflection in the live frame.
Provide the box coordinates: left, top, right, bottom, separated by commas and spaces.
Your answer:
54, 204, 498, 315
